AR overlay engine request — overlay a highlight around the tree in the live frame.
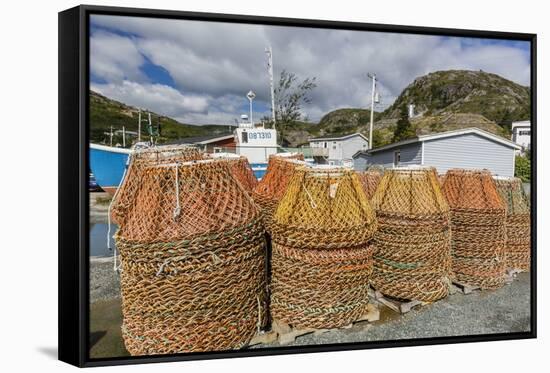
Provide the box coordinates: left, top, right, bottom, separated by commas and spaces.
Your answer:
267, 70, 317, 144
392, 105, 416, 142
371, 129, 384, 148
515, 155, 531, 183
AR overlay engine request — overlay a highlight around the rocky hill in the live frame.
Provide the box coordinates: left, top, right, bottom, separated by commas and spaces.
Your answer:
383, 70, 530, 124
283, 70, 529, 147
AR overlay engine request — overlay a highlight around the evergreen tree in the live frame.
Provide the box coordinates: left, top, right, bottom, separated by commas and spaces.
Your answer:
392, 105, 416, 142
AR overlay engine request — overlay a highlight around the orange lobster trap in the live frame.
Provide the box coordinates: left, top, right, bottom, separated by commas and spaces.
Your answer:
110, 149, 267, 355
442, 169, 507, 289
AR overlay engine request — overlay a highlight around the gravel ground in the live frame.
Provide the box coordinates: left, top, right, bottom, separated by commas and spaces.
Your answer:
88, 193, 531, 357
89, 264, 530, 357
266, 272, 531, 347
90, 258, 121, 302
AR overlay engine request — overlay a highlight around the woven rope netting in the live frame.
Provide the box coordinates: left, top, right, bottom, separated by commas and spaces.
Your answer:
208, 153, 258, 192
252, 153, 306, 226
370, 167, 451, 302
356, 170, 383, 199
494, 177, 531, 271
270, 166, 377, 328
442, 169, 506, 289
110, 145, 204, 225
111, 150, 267, 355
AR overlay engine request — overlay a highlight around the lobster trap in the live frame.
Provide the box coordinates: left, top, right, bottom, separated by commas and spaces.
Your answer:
270, 166, 377, 329
441, 169, 507, 289
208, 152, 258, 192
494, 176, 531, 272
370, 167, 452, 302
253, 152, 306, 226
111, 149, 267, 355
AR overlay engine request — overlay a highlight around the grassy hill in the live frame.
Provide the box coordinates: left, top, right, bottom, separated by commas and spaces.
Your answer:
90, 91, 233, 146
382, 70, 530, 125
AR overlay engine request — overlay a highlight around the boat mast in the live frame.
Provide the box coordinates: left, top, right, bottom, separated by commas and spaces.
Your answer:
266, 46, 276, 130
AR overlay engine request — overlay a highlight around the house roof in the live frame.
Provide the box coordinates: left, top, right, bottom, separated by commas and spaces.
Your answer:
167, 134, 234, 145
309, 132, 368, 142
512, 120, 531, 129
353, 127, 521, 158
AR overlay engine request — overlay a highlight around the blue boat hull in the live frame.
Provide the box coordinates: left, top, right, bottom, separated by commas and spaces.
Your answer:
90, 144, 130, 194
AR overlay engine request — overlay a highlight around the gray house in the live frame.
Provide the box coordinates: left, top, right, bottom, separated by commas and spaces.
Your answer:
353, 128, 521, 177
309, 133, 369, 165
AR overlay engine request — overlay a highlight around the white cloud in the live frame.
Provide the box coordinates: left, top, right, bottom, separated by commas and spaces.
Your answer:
90, 30, 146, 83
90, 15, 531, 124
92, 80, 209, 115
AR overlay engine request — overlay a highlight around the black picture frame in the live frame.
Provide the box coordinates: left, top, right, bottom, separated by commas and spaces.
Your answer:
59, 4, 537, 367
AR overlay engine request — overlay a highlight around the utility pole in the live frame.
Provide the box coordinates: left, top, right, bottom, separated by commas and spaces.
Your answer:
138, 109, 142, 143
266, 46, 276, 129
109, 125, 114, 147
148, 112, 153, 143
122, 126, 126, 147
367, 73, 376, 150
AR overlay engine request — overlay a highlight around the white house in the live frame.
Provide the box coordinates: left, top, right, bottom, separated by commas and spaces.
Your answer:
309, 133, 369, 165
511, 120, 531, 154
352, 127, 521, 177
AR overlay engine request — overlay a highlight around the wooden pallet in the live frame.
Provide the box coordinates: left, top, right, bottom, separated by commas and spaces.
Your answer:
452, 281, 480, 295
249, 303, 380, 346
373, 290, 425, 314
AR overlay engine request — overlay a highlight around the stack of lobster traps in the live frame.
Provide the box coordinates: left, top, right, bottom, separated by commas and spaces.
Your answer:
494, 176, 531, 272
370, 167, 452, 303
110, 145, 267, 355
269, 165, 378, 328
441, 169, 507, 290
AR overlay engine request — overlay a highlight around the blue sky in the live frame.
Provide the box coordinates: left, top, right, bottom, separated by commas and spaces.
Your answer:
90, 16, 530, 125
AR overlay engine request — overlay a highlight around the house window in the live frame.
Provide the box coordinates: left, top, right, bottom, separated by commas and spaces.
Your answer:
519, 130, 530, 136
241, 131, 248, 143
213, 147, 223, 153
332, 145, 337, 150
394, 150, 401, 167
324, 142, 328, 148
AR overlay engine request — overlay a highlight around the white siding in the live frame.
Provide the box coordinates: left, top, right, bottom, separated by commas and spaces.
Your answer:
423, 133, 515, 177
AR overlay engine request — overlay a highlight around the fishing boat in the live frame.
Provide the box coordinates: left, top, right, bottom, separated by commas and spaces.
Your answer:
90, 143, 131, 195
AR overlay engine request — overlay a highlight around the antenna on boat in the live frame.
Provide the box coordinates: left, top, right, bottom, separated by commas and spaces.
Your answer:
265, 46, 276, 129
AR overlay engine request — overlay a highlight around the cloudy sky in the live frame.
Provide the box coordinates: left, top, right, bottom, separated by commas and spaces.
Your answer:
90, 15, 531, 125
